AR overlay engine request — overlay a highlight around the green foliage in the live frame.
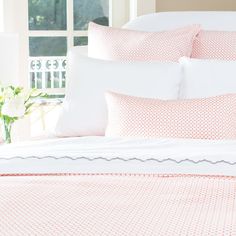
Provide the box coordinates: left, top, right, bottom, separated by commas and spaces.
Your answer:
29, 37, 67, 57
73, 0, 109, 30
29, 0, 67, 30
74, 36, 88, 46
28, 0, 109, 56
29, 0, 109, 31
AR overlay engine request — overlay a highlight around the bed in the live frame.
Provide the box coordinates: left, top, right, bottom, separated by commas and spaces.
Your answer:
1, 137, 236, 176
1, 11, 236, 235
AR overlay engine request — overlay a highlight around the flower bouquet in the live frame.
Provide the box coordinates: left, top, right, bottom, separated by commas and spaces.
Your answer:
0, 85, 45, 143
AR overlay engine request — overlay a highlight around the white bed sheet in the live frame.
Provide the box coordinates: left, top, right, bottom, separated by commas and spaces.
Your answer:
0, 137, 236, 176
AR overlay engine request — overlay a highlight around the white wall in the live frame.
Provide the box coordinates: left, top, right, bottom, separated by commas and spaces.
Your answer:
0, 0, 3, 32
0, 33, 19, 86
137, 0, 156, 16
1, 0, 30, 141
3, 0, 28, 87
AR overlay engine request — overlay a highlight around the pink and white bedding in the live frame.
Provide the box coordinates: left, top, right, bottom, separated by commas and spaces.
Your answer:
55, 47, 182, 137
192, 30, 236, 60
179, 58, 236, 99
1, 11, 236, 235
105, 92, 236, 140
0, 173, 235, 235
88, 22, 200, 61
1, 137, 236, 176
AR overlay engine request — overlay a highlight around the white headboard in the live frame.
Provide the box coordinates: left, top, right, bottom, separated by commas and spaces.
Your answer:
124, 11, 236, 31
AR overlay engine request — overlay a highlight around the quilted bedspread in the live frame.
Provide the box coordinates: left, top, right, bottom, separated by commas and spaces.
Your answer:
0, 173, 235, 236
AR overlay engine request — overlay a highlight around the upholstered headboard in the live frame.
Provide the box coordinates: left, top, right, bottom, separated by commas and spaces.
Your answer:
124, 11, 236, 31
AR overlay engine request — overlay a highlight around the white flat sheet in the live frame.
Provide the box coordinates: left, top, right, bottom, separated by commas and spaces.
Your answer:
0, 137, 236, 176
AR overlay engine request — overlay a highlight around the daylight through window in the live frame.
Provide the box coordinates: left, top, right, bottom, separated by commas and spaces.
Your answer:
28, 0, 109, 95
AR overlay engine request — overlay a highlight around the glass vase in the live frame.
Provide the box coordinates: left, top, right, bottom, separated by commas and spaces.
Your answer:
2, 119, 13, 144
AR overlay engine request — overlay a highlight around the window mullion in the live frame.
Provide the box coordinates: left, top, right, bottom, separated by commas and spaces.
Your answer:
28, 31, 69, 37
72, 31, 87, 37
28, 0, 113, 94
67, 0, 74, 49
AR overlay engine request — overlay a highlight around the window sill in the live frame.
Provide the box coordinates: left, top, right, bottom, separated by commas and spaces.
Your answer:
33, 98, 64, 106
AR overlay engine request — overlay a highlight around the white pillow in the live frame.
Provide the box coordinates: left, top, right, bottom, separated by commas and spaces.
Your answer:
55, 47, 182, 137
179, 57, 236, 99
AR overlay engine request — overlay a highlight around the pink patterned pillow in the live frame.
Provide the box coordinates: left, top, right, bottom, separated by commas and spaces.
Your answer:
88, 22, 200, 62
192, 31, 236, 60
105, 92, 236, 140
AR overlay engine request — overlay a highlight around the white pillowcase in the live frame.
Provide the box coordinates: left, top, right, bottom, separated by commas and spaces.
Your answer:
179, 57, 236, 98
55, 46, 182, 137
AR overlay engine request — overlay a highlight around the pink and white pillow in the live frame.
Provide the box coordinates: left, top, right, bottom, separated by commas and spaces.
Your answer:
88, 22, 200, 62
105, 92, 236, 140
55, 47, 182, 137
192, 31, 236, 60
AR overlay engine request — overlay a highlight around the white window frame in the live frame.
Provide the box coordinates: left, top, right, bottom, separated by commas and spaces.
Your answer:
3, 0, 130, 94
28, 0, 113, 95
28, 0, 112, 50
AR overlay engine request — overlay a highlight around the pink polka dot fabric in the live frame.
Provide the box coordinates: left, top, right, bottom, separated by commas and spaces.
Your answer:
192, 30, 236, 60
0, 173, 236, 236
105, 92, 236, 140
88, 22, 200, 62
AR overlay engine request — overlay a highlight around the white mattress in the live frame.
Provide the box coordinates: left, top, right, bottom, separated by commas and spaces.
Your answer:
0, 137, 236, 176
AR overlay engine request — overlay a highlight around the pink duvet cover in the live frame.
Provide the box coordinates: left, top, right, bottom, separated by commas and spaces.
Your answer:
0, 173, 235, 235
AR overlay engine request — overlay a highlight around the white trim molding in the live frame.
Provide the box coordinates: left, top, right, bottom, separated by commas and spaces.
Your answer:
130, 0, 156, 20
111, 0, 130, 27
130, 0, 138, 21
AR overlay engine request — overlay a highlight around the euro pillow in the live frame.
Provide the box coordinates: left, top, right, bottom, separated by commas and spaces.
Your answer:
105, 92, 236, 140
88, 22, 200, 62
192, 31, 236, 60
179, 57, 236, 99
55, 47, 182, 137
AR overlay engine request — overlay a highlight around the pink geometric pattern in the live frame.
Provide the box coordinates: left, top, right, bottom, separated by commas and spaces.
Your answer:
0, 173, 235, 236
106, 92, 236, 140
88, 22, 200, 62
192, 30, 236, 60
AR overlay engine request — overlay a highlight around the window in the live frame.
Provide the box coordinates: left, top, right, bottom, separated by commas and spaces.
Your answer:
28, 0, 110, 95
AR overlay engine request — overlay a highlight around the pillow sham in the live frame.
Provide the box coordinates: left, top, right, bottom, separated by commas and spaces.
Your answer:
105, 92, 236, 140
192, 31, 236, 60
88, 22, 200, 62
55, 47, 182, 137
179, 57, 236, 99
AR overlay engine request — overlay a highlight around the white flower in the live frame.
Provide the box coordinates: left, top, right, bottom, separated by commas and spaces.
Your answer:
3, 87, 14, 99
19, 90, 29, 102
1, 96, 26, 118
